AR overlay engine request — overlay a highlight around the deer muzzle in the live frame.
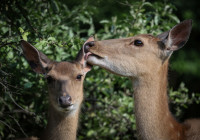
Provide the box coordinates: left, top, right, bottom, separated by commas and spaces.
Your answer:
58, 94, 72, 108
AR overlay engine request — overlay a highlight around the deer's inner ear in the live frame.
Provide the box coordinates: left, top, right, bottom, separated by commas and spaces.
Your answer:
157, 20, 192, 51
20, 40, 52, 74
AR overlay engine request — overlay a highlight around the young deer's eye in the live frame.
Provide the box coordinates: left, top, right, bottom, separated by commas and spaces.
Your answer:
46, 76, 54, 83
134, 40, 143, 47
76, 75, 83, 80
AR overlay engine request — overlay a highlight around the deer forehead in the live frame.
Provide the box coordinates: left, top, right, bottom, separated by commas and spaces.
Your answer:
98, 34, 159, 49
48, 62, 83, 80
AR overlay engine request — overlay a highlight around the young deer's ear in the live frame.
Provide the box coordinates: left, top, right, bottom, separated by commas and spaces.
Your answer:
76, 36, 94, 73
157, 19, 192, 51
20, 40, 51, 74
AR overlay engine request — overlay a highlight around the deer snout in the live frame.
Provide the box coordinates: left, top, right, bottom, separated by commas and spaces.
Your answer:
58, 94, 72, 108
84, 41, 95, 53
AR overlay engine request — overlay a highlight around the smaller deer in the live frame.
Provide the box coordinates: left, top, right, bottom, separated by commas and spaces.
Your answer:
19, 37, 93, 140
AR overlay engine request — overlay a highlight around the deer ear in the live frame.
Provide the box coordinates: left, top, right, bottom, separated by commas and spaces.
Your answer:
20, 40, 51, 74
157, 19, 192, 51
76, 36, 94, 73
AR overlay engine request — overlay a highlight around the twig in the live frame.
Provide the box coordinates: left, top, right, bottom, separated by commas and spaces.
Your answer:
0, 120, 17, 132
9, 115, 28, 137
0, 41, 17, 48
4, 109, 34, 114
0, 81, 7, 91
0, 69, 11, 76
7, 92, 36, 116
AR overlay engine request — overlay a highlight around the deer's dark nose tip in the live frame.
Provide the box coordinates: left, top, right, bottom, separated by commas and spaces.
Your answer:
58, 94, 72, 108
84, 41, 95, 53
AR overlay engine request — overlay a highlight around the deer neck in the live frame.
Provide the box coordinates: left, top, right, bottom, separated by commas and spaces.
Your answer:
132, 61, 186, 140
41, 105, 80, 140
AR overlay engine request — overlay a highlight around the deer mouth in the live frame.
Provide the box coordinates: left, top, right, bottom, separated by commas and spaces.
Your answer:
84, 42, 104, 60
57, 104, 75, 113
85, 52, 105, 67
57, 101, 74, 111
83, 43, 105, 67
62, 104, 74, 111
85, 52, 104, 60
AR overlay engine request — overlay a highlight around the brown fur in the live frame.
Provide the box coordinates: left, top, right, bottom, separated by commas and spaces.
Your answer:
86, 21, 200, 140
40, 62, 85, 140
20, 40, 92, 140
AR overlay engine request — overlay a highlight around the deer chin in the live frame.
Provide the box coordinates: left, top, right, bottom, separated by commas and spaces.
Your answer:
86, 52, 105, 65
87, 53, 133, 77
63, 103, 81, 114
87, 54, 109, 70
52, 102, 78, 114
61, 104, 74, 112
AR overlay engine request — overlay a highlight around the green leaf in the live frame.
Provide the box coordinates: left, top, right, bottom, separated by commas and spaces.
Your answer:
24, 82, 33, 89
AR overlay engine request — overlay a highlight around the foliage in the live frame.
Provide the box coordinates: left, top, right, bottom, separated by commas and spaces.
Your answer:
97, 1, 179, 39
169, 83, 200, 118
0, 0, 199, 140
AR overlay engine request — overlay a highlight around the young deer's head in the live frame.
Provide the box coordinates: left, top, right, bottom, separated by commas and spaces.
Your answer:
85, 20, 192, 78
21, 37, 93, 115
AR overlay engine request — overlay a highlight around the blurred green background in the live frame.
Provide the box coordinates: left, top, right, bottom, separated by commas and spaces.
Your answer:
0, 0, 200, 139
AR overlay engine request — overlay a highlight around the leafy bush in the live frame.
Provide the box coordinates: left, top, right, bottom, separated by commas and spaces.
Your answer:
0, 0, 199, 139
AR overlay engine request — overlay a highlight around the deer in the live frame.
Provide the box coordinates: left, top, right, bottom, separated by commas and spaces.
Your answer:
18, 37, 94, 140
84, 20, 200, 140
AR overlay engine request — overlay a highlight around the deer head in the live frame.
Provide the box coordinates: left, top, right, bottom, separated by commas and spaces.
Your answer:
85, 20, 192, 78
20, 37, 94, 115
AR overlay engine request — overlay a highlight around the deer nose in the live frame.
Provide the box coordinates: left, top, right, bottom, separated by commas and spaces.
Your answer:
84, 41, 95, 53
58, 94, 72, 108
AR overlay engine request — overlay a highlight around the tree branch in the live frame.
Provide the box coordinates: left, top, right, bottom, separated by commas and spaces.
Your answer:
0, 42, 17, 48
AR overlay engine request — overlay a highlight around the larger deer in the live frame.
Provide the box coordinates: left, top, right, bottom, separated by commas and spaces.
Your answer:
84, 20, 200, 140
19, 37, 93, 140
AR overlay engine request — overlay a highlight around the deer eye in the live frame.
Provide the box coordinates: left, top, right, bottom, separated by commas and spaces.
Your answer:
76, 75, 83, 80
134, 40, 143, 47
46, 76, 54, 83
